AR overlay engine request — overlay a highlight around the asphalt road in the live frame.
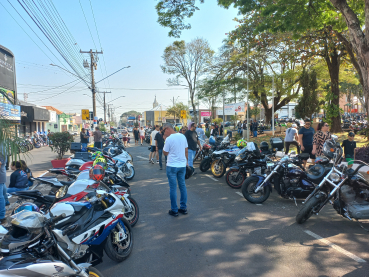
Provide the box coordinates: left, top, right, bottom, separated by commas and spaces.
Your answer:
95, 142, 369, 277
8, 138, 369, 276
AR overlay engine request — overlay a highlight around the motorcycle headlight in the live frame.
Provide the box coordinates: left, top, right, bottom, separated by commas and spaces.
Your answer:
235, 156, 242, 161
329, 172, 340, 182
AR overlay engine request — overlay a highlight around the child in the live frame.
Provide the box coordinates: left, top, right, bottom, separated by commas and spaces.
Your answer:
7, 161, 28, 194
127, 133, 131, 147
342, 132, 357, 169
20, 160, 33, 187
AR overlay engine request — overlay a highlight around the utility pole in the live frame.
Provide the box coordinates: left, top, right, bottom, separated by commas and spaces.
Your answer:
98, 91, 111, 123
80, 49, 103, 119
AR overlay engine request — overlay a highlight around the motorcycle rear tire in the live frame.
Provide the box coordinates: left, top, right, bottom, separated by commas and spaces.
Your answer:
200, 159, 211, 172
225, 169, 246, 189
125, 196, 139, 227
211, 160, 226, 178
104, 217, 133, 262
241, 176, 270, 204
88, 266, 105, 277
296, 195, 322, 224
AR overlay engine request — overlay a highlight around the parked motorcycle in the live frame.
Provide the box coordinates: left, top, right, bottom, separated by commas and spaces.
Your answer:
296, 137, 369, 225
225, 147, 274, 189
0, 210, 104, 276
241, 152, 332, 204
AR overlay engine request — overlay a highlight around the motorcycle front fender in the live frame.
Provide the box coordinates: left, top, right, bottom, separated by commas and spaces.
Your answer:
252, 174, 272, 192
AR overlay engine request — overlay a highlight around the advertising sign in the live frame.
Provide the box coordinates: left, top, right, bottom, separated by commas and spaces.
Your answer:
0, 102, 20, 122
0, 87, 14, 104
217, 102, 245, 115
201, 111, 211, 117
162, 117, 166, 123
0, 46, 15, 92
128, 116, 136, 120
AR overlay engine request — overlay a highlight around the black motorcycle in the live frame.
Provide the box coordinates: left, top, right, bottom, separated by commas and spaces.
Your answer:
225, 147, 274, 189
296, 138, 369, 224
241, 152, 332, 204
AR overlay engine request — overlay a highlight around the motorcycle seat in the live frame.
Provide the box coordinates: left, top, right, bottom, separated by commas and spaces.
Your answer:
298, 153, 310, 159
12, 190, 43, 198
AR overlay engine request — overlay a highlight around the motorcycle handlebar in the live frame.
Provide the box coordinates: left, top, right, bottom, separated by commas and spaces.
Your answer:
349, 160, 369, 176
50, 213, 66, 224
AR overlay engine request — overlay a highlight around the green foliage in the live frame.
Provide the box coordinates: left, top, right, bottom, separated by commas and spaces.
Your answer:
0, 117, 22, 161
205, 130, 210, 138
134, 122, 139, 127
120, 111, 141, 118
323, 87, 343, 126
212, 118, 223, 124
166, 102, 189, 119
295, 70, 319, 119
99, 124, 106, 132
233, 133, 242, 141
49, 132, 74, 160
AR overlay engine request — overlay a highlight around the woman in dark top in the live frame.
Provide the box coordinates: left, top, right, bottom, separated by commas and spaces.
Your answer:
20, 160, 33, 187
133, 127, 140, 146
312, 122, 332, 157
155, 127, 165, 170
7, 161, 28, 194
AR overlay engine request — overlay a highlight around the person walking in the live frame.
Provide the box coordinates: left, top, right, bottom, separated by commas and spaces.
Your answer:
284, 124, 300, 154
312, 122, 332, 157
219, 123, 224, 136
205, 121, 209, 132
80, 128, 89, 151
163, 123, 188, 217
237, 121, 242, 135
342, 132, 356, 169
122, 128, 128, 147
93, 127, 102, 149
210, 124, 218, 137
298, 119, 316, 167
133, 127, 139, 146
0, 144, 7, 222
155, 127, 165, 170
185, 122, 202, 174
149, 125, 159, 164
139, 126, 145, 145
196, 124, 206, 141
7, 161, 28, 194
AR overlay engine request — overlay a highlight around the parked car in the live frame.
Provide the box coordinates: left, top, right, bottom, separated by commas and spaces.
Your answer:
127, 127, 133, 132
224, 121, 231, 127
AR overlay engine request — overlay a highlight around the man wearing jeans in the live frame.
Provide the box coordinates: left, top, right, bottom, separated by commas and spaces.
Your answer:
185, 122, 202, 174
163, 123, 188, 217
155, 127, 165, 170
0, 144, 6, 223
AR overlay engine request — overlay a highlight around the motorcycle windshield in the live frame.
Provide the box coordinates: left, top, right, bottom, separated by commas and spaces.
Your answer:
235, 148, 247, 159
11, 211, 46, 229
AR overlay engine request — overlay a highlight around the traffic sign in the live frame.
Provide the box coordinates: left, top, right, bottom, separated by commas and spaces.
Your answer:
162, 117, 166, 123
180, 110, 186, 118
82, 109, 89, 120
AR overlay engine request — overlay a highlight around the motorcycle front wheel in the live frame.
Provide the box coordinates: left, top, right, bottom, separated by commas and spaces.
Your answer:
104, 217, 133, 262
200, 159, 211, 172
211, 160, 226, 178
296, 195, 323, 224
88, 266, 105, 277
124, 165, 135, 180
124, 196, 139, 227
241, 176, 270, 204
225, 169, 246, 189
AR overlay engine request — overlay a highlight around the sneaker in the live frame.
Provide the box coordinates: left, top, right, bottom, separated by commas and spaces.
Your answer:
178, 208, 188, 215
168, 210, 178, 217
5, 200, 10, 206
156, 160, 159, 164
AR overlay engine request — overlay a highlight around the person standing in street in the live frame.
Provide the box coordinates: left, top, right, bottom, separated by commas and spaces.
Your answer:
219, 123, 224, 136
185, 123, 202, 174
205, 121, 209, 132
210, 124, 218, 137
312, 122, 332, 157
122, 128, 128, 147
163, 123, 188, 217
93, 127, 102, 149
133, 127, 139, 146
139, 126, 145, 145
252, 119, 259, 138
0, 144, 7, 222
284, 124, 300, 154
237, 121, 242, 135
196, 124, 206, 141
149, 125, 159, 164
342, 132, 357, 169
298, 120, 316, 167
80, 128, 89, 151
155, 127, 165, 170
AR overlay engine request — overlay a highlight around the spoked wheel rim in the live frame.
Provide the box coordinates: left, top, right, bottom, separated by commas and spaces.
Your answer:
227, 170, 245, 188
247, 181, 266, 200
111, 221, 132, 255
211, 161, 224, 177
124, 201, 136, 222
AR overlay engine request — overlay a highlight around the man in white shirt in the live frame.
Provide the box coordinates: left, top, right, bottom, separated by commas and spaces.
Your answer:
163, 123, 188, 217
149, 125, 159, 164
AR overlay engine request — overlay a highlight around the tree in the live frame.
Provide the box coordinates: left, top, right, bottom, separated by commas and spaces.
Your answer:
161, 38, 214, 123
166, 102, 189, 123
121, 110, 141, 118
295, 70, 319, 120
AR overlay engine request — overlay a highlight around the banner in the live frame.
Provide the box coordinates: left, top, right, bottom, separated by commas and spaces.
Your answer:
0, 46, 15, 92
0, 102, 20, 122
217, 102, 245, 115
201, 111, 211, 116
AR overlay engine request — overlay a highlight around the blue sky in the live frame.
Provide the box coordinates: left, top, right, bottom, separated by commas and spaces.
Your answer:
1, 1, 239, 117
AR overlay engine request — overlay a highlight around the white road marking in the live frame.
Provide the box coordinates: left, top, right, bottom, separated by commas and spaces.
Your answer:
38, 171, 48, 177
304, 230, 366, 263
236, 192, 243, 197
205, 175, 219, 182
137, 156, 148, 160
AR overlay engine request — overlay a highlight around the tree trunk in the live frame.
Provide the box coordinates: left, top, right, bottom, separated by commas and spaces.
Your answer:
190, 90, 197, 123
326, 53, 342, 133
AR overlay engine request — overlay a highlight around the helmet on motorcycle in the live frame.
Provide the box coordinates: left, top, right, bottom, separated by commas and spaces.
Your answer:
1, 211, 45, 254
12, 203, 40, 215
185, 165, 193, 179
237, 139, 247, 148
89, 164, 105, 181
260, 141, 269, 152
91, 151, 103, 160
93, 155, 107, 170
